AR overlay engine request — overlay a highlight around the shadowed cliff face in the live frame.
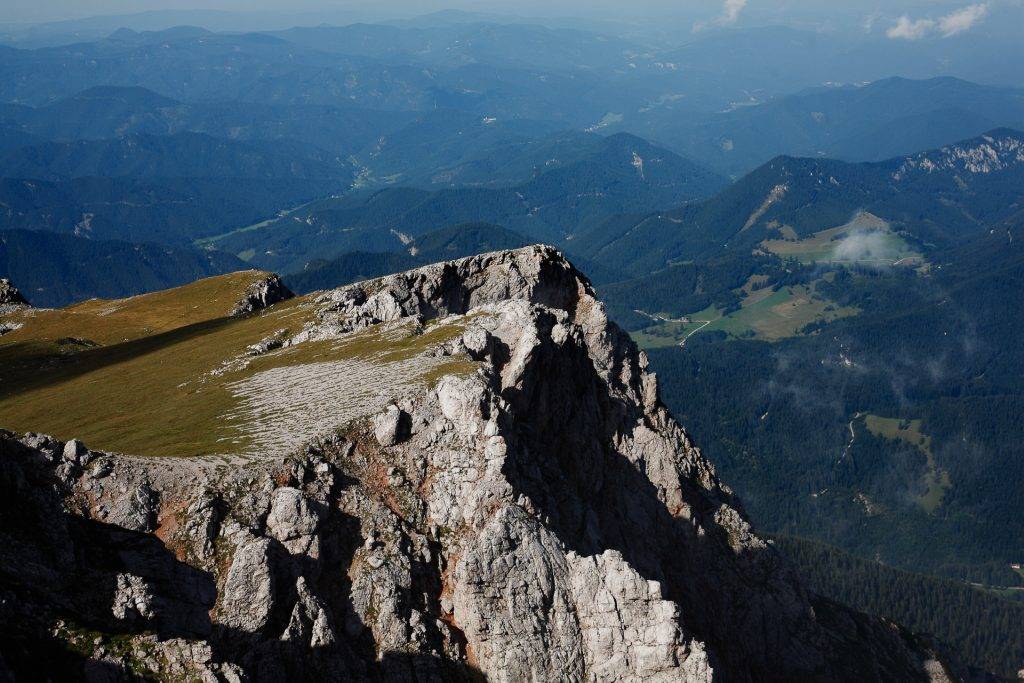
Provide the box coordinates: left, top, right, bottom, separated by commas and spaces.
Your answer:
0, 246, 963, 681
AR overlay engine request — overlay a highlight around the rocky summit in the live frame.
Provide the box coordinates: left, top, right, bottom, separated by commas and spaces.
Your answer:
0, 247, 962, 681
0, 277, 28, 307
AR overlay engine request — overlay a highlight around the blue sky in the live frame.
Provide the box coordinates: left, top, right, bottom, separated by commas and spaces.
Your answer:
1, 0, 1015, 33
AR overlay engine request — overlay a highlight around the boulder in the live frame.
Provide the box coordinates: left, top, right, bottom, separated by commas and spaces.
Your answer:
218, 536, 276, 633
231, 274, 293, 317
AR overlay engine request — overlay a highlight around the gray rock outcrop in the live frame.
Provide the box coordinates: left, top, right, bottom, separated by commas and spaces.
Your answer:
231, 273, 294, 317
0, 246, 969, 681
0, 278, 28, 307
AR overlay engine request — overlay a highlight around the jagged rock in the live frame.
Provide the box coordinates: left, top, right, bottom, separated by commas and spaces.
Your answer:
231, 274, 293, 317
282, 577, 336, 649
182, 492, 222, 561
0, 247, 972, 681
373, 405, 409, 447
0, 278, 28, 306
100, 479, 157, 532
266, 487, 321, 557
21, 432, 62, 461
112, 573, 156, 622
219, 536, 276, 634
62, 438, 88, 464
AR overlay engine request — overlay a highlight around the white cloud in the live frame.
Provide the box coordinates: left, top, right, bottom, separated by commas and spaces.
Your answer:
693, 0, 748, 32
833, 230, 897, 264
885, 3, 988, 40
937, 3, 989, 36
721, 0, 747, 23
886, 15, 935, 40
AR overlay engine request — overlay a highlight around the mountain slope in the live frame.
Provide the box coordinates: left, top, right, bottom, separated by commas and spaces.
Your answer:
625, 77, 1024, 177
0, 247, 965, 680
210, 133, 726, 273
0, 229, 248, 307
643, 201, 1024, 587
0, 176, 335, 245
779, 535, 1024, 679
584, 128, 1024, 275
0, 132, 351, 182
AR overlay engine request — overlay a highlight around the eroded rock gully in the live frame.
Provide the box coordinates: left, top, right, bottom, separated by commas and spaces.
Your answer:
0, 247, 963, 681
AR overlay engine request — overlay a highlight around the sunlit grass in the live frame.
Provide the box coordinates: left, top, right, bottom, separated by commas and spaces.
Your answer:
0, 275, 480, 458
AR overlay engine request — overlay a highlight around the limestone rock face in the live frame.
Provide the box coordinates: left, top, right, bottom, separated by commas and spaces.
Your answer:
0, 247, 966, 681
0, 278, 29, 329
231, 273, 294, 316
219, 536, 278, 634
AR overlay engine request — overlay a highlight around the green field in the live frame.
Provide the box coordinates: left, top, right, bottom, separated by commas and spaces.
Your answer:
863, 415, 951, 514
762, 213, 922, 266
632, 280, 858, 349
0, 274, 477, 458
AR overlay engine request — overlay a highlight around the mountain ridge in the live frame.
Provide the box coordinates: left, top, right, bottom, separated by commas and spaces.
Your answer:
0, 246, 970, 680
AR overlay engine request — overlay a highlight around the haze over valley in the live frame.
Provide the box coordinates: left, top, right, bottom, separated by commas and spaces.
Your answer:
2, 1, 1023, 679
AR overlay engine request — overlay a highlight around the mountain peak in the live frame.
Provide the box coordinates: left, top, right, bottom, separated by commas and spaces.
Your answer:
0, 246, 961, 680
894, 128, 1024, 179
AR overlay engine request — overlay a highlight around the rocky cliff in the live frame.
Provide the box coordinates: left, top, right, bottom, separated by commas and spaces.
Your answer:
0, 278, 29, 337
0, 277, 28, 307
0, 247, 963, 681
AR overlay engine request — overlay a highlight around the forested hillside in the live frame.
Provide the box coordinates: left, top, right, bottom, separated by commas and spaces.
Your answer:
210, 133, 725, 273
778, 536, 1024, 679
642, 210, 1024, 585
0, 229, 246, 307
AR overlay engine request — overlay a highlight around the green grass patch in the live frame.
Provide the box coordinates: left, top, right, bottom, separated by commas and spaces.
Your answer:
0, 283, 481, 458
632, 281, 858, 349
863, 415, 951, 514
761, 213, 922, 266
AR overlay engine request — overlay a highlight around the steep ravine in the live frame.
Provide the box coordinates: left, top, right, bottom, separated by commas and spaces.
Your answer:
0, 247, 970, 681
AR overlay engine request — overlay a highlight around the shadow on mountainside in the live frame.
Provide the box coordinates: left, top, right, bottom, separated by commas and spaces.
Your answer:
496, 310, 942, 682
0, 433, 482, 682
0, 316, 238, 400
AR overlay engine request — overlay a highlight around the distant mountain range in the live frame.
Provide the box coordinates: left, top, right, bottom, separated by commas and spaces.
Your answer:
0, 26, 617, 124
0, 228, 245, 307
0, 131, 351, 183
581, 128, 1024, 277
0, 85, 416, 158
209, 132, 726, 273
617, 77, 1024, 177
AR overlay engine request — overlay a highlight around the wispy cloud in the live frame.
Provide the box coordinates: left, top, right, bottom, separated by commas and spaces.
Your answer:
693, 0, 748, 32
833, 229, 897, 264
937, 3, 989, 36
886, 3, 988, 40
886, 15, 935, 40
862, 10, 883, 33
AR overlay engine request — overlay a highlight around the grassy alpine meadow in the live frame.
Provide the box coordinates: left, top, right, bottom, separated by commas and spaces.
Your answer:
0, 273, 479, 458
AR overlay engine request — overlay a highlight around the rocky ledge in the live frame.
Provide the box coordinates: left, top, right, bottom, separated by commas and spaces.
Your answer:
231, 273, 294, 317
0, 247, 965, 681
0, 278, 29, 335
0, 277, 29, 308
